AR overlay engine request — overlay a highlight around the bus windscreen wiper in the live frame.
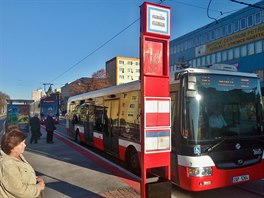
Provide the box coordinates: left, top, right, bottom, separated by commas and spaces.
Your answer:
205, 139, 225, 153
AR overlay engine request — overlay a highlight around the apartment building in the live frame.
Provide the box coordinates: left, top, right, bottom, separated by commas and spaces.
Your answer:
106, 56, 140, 86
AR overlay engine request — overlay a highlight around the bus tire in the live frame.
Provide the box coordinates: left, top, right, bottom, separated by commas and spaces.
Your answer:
125, 146, 140, 173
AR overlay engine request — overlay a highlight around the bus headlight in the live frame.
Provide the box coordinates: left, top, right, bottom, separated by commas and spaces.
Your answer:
188, 167, 212, 177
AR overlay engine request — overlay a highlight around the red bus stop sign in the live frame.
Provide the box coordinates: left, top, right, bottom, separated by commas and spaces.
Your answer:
140, 2, 171, 198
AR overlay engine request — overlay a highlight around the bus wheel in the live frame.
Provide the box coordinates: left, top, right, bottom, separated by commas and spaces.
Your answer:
75, 129, 81, 144
126, 147, 140, 173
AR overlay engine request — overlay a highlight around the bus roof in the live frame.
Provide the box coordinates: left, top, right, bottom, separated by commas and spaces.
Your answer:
170, 67, 259, 83
68, 80, 140, 103
69, 67, 259, 104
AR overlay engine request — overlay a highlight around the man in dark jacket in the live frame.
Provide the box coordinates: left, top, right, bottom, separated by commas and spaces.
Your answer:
30, 113, 41, 144
45, 112, 56, 143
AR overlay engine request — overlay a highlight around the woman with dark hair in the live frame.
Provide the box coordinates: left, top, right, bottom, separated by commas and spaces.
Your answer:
0, 130, 45, 198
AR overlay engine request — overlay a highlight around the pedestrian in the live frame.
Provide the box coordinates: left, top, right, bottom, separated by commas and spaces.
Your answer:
45, 112, 56, 144
0, 129, 45, 198
30, 113, 41, 144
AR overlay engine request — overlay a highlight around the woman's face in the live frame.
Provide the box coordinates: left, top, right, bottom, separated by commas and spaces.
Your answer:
11, 140, 26, 156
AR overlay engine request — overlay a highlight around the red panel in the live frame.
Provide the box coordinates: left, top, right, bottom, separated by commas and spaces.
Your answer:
177, 160, 264, 191
119, 145, 126, 161
144, 76, 170, 96
144, 39, 163, 76
93, 137, 104, 151
145, 152, 170, 168
146, 113, 170, 127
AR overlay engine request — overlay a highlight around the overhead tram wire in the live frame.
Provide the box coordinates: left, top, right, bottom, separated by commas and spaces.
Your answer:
50, 18, 140, 83
207, 0, 219, 24
168, 0, 222, 13
50, 0, 167, 84
230, 0, 264, 10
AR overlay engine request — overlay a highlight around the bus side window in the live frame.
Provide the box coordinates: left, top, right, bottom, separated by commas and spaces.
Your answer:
88, 105, 95, 133
94, 106, 104, 132
72, 114, 78, 125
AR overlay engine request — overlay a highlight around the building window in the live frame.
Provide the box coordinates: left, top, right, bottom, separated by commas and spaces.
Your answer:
181, 43, 184, 51
255, 12, 261, 24
211, 54, 216, 64
184, 41, 188, 50
127, 75, 134, 80
247, 15, 253, 27
216, 28, 221, 39
234, 47, 240, 59
177, 45, 180, 53
241, 45, 247, 57
206, 55, 210, 65
119, 68, 124, 73
119, 60, 124, 65
197, 57, 201, 66
188, 60, 192, 67
127, 61, 133, 65
234, 20, 239, 32
135, 62, 139, 66
128, 113, 134, 117
227, 24, 232, 35
255, 40, 263, 54
129, 104, 135, 108
222, 26, 226, 36
119, 75, 124, 79
135, 69, 140, 73
187, 40, 192, 49
211, 30, 215, 40
228, 49, 233, 60
132, 96, 137, 100
216, 52, 221, 62
222, 51, 227, 61
192, 59, 197, 67
248, 43, 255, 55
240, 18, 246, 30
201, 56, 205, 66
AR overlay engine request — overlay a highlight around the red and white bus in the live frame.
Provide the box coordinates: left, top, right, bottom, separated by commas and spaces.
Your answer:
66, 65, 264, 191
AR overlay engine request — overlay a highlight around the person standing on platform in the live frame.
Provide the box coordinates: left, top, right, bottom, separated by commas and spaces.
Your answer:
30, 113, 41, 144
0, 129, 45, 198
45, 112, 56, 144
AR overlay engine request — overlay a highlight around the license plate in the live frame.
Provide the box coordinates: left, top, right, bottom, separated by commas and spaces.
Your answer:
232, 175, 249, 183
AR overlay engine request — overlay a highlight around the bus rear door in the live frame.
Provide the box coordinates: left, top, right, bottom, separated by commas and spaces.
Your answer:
104, 99, 120, 154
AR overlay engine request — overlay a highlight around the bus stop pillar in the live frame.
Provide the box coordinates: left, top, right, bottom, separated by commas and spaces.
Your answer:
140, 2, 171, 198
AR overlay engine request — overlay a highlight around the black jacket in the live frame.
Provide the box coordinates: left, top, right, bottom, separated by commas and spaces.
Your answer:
45, 115, 55, 131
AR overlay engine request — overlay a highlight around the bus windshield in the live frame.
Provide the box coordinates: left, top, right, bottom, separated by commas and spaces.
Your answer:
183, 73, 264, 142
40, 102, 58, 116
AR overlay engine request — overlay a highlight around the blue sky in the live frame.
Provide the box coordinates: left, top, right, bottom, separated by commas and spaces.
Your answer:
0, 0, 261, 99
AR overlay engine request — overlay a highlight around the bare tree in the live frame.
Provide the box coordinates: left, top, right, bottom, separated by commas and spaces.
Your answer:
88, 69, 111, 91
